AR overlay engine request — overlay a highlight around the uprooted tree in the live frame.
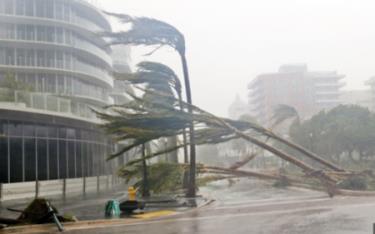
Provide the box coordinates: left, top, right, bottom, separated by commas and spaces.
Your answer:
96, 87, 372, 197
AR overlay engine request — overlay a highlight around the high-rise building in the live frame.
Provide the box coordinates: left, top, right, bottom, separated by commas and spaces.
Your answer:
248, 64, 345, 126
0, 0, 126, 183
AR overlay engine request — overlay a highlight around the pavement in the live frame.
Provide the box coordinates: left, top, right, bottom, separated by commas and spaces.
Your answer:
3, 179, 375, 233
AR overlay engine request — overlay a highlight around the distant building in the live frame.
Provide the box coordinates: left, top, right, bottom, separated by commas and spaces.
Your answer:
365, 77, 375, 111
340, 90, 373, 111
248, 64, 345, 126
228, 94, 250, 119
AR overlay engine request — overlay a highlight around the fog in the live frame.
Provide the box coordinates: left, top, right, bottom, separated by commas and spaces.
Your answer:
98, 0, 375, 117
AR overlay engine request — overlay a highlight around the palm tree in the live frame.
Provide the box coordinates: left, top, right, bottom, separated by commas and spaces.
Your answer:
114, 61, 188, 164
102, 13, 197, 196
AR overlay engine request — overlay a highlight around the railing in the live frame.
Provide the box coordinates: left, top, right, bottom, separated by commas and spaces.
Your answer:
0, 88, 100, 122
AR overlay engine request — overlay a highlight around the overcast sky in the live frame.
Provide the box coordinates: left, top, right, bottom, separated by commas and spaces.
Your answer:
98, 0, 375, 117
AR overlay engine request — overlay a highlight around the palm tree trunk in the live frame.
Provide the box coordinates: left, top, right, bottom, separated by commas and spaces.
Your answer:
210, 116, 338, 193
178, 93, 190, 190
141, 144, 150, 197
180, 53, 196, 197
268, 132, 344, 172
177, 93, 189, 164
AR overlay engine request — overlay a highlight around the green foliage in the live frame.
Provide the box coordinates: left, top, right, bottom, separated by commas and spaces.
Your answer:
118, 162, 185, 194
102, 13, 186, 55
289, 105, 375, 166
0, 72, 34, 102
338, 175, 368, 190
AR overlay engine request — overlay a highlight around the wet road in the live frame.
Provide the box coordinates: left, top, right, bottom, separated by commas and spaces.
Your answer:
65, 179, 375, 234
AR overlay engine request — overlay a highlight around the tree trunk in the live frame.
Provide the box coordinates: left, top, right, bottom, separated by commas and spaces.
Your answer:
141, 144, 150, 197
177, 93, 189, 164
180, 53, 196, 197
268, 132, 344, 172
212, 117, 338, 188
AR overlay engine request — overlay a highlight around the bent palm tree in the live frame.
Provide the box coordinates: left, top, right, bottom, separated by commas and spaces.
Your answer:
102, 13, 197, 196
114, 61, 188, 163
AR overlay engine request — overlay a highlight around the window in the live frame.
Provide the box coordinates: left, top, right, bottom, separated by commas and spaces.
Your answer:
25, 0, 34, 16
35, 0, 45, 18
17, 49, 26, 66
5, 48, 14, 65
36, 26, 46, 41
26, 25, 35, 40
16, 0, 25, 15
37, 50, 45, 67
46, 51, 55, 67
10, 138, 23, 182
4, 0, 14, 15
17, 25, 26, 40
26, 50, 35, 66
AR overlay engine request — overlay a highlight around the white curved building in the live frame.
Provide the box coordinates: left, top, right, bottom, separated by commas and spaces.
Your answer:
0, 0, 122, 183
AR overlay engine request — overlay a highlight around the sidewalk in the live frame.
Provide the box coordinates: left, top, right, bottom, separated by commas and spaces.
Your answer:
0, 188, 213, 233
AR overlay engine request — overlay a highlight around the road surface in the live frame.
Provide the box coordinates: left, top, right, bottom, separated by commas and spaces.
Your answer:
63, 179, 375, 234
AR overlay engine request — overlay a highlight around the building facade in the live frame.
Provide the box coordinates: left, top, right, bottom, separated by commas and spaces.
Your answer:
0, 0, 124, 183
248, 64, 344, 126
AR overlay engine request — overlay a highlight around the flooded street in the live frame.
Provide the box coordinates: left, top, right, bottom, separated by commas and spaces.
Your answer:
63, 179, 375, 234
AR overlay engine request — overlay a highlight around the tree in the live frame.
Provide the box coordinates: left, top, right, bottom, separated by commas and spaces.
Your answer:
102, 13, 197, 196
289, 105, 375, 168
97, 93, 340, 196
114, 61, 188, 163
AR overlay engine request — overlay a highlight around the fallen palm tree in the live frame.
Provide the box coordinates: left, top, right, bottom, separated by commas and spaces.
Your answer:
97, 90, 358, 196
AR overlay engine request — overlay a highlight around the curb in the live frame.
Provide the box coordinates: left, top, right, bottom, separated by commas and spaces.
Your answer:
0, 196, 216, 233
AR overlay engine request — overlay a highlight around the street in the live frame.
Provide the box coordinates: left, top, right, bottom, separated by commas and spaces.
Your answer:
63, 179, 375, 234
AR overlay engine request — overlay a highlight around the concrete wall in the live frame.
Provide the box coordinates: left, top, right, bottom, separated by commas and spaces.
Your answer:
0, 175, 121, 202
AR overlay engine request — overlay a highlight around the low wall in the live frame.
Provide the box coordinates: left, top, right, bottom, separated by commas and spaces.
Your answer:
0, 175, 122, 202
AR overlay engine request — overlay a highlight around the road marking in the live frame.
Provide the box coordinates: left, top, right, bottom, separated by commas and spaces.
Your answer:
133, 210, 176, 219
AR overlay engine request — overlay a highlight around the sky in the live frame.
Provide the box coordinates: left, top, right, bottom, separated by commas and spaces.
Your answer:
97, 0, 375, 117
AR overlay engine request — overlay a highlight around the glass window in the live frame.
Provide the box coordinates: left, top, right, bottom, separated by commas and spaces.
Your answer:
48, 126, 58, 138
17, 25, 26, 40
16, 0, 25, 15
45, 0, 54, 18
48, 139, 58, 179
24, 138, 36, 181
37, 138, 48, 180
36, 125, 48, 138
26, 25, 35, 40
57, 75, 64, 93
23, 124, 35, 137
46, 75, 56, 93
5, 48, 14, 65
36, 26, 45, 41
47, 96, 59, 112
4, 0, 14, 14
0, 136, 8, 183
56, 51, 63, 68
10, 138, 23, 182
8, 121, 22, 137
17, 49, 26, 66
46, 51, 55, 67
55, 2, 63, 20
37, 50, 45, 67
25, 0, 34, 16
58, 139, 67, 178
56, 28, 63, 43
46, 27, 54, 42
68, 141, 75, 178
76, 142, 82, 177
35, 0, 45, 18
26, 50, 35, 66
